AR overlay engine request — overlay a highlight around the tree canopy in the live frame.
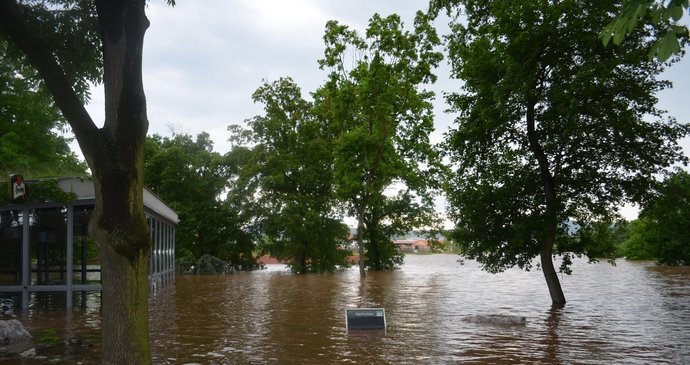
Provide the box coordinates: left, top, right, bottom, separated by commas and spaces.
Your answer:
144, 132, 262, 272
318, 12, 444, 275
431, 0, 690, 305
0, 40, 87, 177
621, 170, 690, 264
231, 78, 351, 273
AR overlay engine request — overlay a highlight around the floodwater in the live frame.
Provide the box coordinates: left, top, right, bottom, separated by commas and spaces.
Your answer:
4, 254, 690, 364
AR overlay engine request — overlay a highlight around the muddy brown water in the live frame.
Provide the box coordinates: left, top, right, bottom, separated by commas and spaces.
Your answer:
3, 254, 690, 364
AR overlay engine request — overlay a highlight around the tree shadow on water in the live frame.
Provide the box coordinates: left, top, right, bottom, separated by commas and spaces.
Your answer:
542, 303, 565, 364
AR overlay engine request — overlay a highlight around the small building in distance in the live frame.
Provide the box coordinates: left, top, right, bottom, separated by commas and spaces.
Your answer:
0, 177, 177, 311
394, 239, 432, 253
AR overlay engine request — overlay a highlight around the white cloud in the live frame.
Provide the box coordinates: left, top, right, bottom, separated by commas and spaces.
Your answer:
238, 0, 330, 41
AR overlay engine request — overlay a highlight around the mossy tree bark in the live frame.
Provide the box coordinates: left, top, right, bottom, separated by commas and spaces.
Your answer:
85, 1, 153, 362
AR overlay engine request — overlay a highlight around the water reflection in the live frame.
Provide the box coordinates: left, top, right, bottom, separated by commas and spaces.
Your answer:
3, 255, 690, 364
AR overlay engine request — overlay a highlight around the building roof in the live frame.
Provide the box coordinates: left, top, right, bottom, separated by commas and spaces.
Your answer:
54, 177, 179, 224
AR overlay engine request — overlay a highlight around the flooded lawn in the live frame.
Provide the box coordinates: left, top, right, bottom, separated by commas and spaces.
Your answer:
3, 254, 690, 364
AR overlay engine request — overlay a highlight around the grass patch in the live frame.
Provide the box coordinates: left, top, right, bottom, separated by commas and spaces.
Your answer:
35, 328, 61, 346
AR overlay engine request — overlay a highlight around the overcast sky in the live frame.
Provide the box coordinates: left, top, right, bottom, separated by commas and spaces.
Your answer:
84, 0, 689, 154
82, 0, 689, 219
84, 0, 454, 152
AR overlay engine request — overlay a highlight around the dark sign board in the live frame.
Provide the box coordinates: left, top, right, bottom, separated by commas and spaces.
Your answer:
345, 308, 386, 331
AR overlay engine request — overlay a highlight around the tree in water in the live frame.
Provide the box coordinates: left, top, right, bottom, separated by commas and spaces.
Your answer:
1, 1, 173, 362
144, 133, 262, 271
429, 0, 690, 305
234, 77, 350, 273
318, 13, 444, 276
622, 170, 690, 265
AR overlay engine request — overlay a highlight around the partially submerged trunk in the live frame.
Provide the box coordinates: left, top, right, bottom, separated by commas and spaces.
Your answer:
540, 226, 565, 305
526, 100, 566, 306
356, 207, 366, 278
295, 247, 307, 274
91, 208, 151, 364
88, 127, 151, 363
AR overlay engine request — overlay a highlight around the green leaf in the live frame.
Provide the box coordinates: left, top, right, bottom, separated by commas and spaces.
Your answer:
654, 31, 681, 61
669, 5, 684, 21
601, 28, 613, 46
671, 24, 689, 35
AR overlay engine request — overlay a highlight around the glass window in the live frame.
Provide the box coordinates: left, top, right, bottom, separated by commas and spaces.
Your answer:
72, 206, 100, 285
165, 223, 171, 273
0, 210, 23, 285
168, 223, 174, 274
151, 218, 159, 274
148, 216, 153, 274
72, 290, 101, 315
30, 207, 68, 285
28, 291, 67, 313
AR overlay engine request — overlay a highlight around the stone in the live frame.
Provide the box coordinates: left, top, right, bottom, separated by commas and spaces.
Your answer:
19, 348, 36, 357
0, 319, 34, 356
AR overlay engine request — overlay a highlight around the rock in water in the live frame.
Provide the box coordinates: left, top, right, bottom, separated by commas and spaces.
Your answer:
0, 319, 33, 356
464, 314, 527, 326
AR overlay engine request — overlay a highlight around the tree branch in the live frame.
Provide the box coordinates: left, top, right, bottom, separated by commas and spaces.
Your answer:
0, 0, 99, 159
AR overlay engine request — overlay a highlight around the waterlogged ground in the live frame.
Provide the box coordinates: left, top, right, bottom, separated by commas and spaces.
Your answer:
3, 254, 690, 364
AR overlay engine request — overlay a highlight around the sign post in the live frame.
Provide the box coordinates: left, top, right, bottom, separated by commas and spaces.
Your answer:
345, 308, 386, 332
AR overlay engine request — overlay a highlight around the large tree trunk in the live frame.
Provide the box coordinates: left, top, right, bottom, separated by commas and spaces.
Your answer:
526, 100, 566, 306
91, 1, 152, 362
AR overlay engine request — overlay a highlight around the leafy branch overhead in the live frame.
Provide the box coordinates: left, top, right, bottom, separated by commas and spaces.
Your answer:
601, 0, 689, 60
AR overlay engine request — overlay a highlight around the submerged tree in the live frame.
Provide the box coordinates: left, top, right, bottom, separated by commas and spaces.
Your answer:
236, 77, 350, 273
318, 13, 443, 276
1, 1, 173, 362
622, 170, 690, 265
430, 0, 690, 305
144, 133, 261, 270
